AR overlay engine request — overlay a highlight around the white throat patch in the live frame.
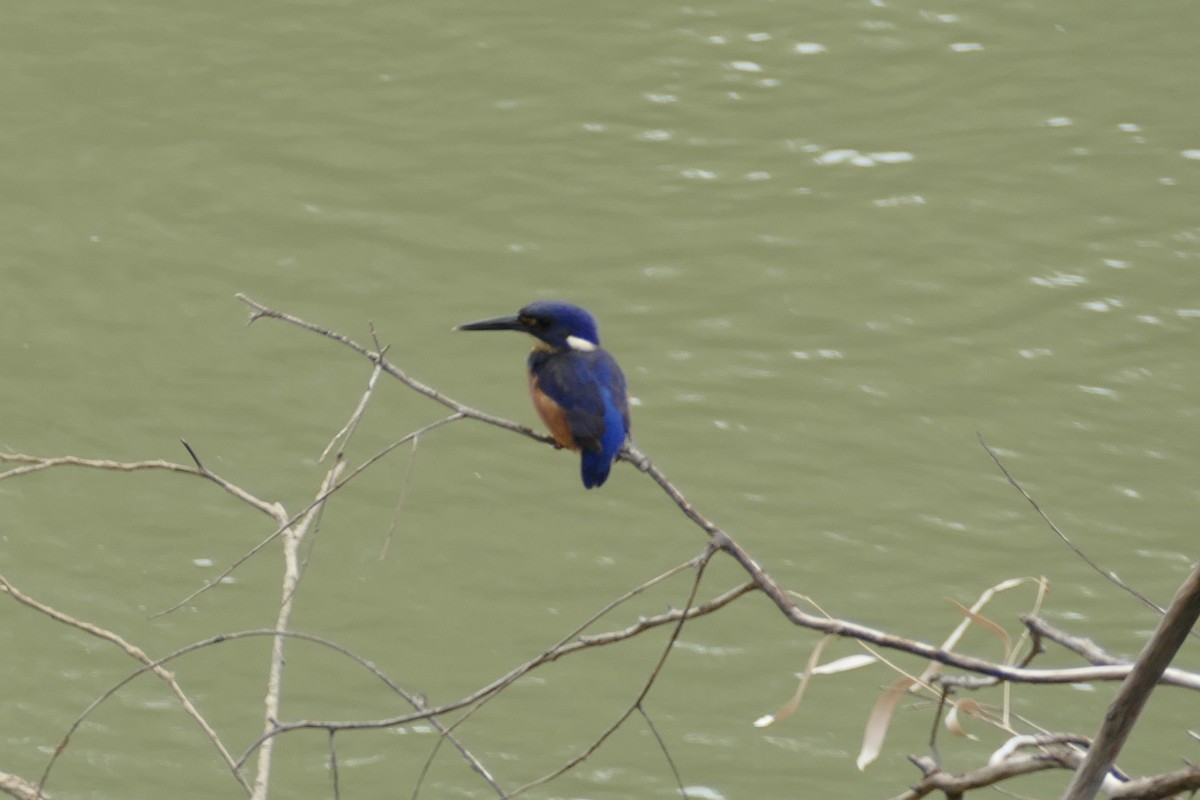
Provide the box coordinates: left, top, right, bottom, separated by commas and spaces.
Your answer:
566, 335, 597, 352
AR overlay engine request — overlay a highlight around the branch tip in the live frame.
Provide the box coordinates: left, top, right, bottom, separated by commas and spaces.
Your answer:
180, 439, 205, 471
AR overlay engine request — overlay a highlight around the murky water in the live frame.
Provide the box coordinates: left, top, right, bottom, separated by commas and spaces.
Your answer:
2, 1, 1198, 798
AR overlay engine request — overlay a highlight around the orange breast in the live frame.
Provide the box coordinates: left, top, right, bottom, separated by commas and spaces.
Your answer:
528, 373, 577, 450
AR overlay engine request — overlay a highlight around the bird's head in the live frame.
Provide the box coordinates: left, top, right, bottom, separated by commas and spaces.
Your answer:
456, 300, 601, 352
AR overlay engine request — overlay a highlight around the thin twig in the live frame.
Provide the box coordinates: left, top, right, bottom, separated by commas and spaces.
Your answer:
0, 575, 249, 795
236, 293, 548, 445
409, 693, 509, 800
321, 358, 386, 462
38, 621, 438, 794
509, 543, 719, 796
978, 434, 1165, 616
0, 451, 282, 522
637, 704, 689, 800
380, 434, 420, 560
252, 459, 345, 800
154, 413, 464, 616
328, 732, 340, 800
927, 687, 949, 769
241, 565, 750, 757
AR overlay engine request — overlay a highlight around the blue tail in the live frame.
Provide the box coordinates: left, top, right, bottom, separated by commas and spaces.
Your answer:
581, 449, 614, 489
579, 390, 627, 488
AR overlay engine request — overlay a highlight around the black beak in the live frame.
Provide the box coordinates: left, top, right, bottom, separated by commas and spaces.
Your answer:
454, 313, 526, 333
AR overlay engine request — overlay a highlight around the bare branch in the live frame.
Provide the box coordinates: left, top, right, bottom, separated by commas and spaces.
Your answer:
637, 704, 689, 800
251, 458, 345, 800
227, 298, 1200, 693
321, 360, 385, 461
408, 693, 509, 800
0, 769, 49, 800
327, 733, 340, 800
509, 544, 720, 795
890, 747, 1079, 800
978, 435, 1167, 616
0, 574, 248, 795
235, 293, 549, 445
1108, 763, 1200, 800
0, 451, 282, 522
241, 566, 753, 755
1021, 615, 1127, 666
155, 413, 464, 616
380, 433, 420, 560
1062, 559, 1200, 800
13, 296, 1200, 800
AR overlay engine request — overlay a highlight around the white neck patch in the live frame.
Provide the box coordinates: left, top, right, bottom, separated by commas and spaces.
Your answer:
566, 335, 597, 352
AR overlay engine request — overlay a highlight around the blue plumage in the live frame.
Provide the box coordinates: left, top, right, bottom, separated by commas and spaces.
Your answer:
529, 346, 629, 487
456, 301, 631, 488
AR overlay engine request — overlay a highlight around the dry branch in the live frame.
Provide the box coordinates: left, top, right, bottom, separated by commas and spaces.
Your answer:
229, 297, 1200, 694
0, 769, 49, 800
250, 459, 345, 800
0, 573, 247, 795
892, 749, 1079, 800
1062, 559, 1200, 800
4, 296, 1196, 800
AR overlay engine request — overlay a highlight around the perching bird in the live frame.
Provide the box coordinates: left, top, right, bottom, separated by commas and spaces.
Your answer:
456, 301, 630, 488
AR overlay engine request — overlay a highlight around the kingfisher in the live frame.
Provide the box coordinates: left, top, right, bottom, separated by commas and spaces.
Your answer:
456, 301, 631, 489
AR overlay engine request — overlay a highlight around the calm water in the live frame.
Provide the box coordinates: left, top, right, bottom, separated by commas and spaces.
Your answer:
2, 1, 1198, 798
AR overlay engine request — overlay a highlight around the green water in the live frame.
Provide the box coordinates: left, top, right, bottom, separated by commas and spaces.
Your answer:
2, 1, 1198, 798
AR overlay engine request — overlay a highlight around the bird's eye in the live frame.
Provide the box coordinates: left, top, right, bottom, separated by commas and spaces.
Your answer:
520, 315, 546, 329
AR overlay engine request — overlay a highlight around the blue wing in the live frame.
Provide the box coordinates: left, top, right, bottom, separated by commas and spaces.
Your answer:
529, 348, 630, 488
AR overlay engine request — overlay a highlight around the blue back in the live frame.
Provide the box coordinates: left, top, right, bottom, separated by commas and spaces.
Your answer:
529, 347, 629, 488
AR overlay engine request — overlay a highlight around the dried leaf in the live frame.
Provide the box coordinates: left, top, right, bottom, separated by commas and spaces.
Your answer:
944, 701, 980, 741
946, 598, 1012, 655
812, 654, 877, 675
753, 636, 832, 728
992, 577, 1028, 593
857, 677, 915, 770
938, 576, 1032, 654
955, 698, 987, 720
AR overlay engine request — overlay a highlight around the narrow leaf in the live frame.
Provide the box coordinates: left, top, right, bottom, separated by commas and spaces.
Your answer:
753, 636, 832, 728
857, 677, 915, 770
812, 654, 877, 675
944, 701, 979, 741
946, 598, 1012, 655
